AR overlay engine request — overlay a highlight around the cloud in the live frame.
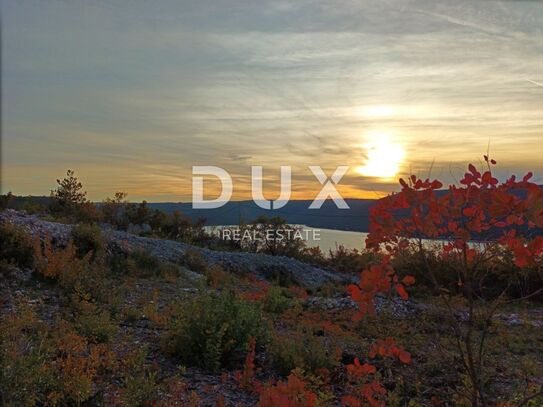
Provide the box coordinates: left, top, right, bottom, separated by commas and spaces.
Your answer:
2, 0, 542, 200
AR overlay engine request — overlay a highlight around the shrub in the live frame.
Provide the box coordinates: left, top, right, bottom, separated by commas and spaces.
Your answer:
34, 237, 119, 314
34, 237, 86, 281
71, 223, 105, 259
49, 325, 113, 405
127, 249, 161, 275
0, 192, 13, 209
161, 210, 206, 243
0, 222, 35, 271
164, 290, 266, 372
0, 302, 55, 406
101, 192, 129, 228
361, 157, 543, 406
257, 371, 318, 407
203, 263, 237, 288
73, 300, 118, 343
262, 286, 294, 314
75, 201, 102, 224
119, 347, 158, 407
327, 245, 382, 274
181, 249, 208, 273
269, 327, 339, 376
242, 216, 307, 257
0, 301, 113, 406
110, 248, 180, 278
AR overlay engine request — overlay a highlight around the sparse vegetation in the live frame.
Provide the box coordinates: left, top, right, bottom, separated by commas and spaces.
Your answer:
71, 223, 105, 259
269, 327, 339, 376
164, 289, 266, 372
0, 222, 34, 272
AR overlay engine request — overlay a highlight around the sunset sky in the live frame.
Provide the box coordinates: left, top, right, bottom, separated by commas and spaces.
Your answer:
2, 0, 543, 202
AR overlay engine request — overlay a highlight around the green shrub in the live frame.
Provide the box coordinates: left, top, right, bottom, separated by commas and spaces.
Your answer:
129, 249, 161, 274
0, 222, 35, 271
0, 303, 55, 406
269, 327, 339, 376
120, 347, 158, 407
263, 286, 294, 314
327, 245, 381, 274
71, 223, 105, 259
110, 249, 180, 278
164, 290, 266, 372
390, 244, 543, 300
74, 303, 118, 343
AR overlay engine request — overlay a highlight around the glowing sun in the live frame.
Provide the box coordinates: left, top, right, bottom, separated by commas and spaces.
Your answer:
357, 133, 405, 179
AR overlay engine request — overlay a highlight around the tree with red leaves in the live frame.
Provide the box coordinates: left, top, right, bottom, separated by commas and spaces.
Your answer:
358, 156, 543, 406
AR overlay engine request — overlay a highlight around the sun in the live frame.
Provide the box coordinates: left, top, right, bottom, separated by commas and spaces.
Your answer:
356, 133, 405, 179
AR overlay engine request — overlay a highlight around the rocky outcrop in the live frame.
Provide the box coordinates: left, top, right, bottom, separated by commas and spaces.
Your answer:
0, 209, 349, 289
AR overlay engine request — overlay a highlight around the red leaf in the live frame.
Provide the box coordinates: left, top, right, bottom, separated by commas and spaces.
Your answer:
398, 350, 412, 364
523, 172, 533, 182
347, 284, 362, 302
395, 284, 408, 300
402, 275, 415, 286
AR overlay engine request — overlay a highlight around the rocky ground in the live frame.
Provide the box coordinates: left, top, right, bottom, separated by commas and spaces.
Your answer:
2, 209, 541, 327
1, 209, 542, 406
0, 209, 349, 289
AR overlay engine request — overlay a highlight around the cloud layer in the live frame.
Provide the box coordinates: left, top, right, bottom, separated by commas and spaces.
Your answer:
2, 0, 543, 201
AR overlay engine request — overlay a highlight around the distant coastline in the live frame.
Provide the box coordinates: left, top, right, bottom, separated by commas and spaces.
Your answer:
148, 199, 376, 233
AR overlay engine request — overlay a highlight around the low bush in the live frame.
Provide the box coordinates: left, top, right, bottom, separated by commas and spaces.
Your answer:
119, 347, 159, 406
391, 244, 543, 301
203, 263, 237, 288
109, 249, 179, 278
164, 290, 266, 372
262, 286, 294, 314
34, 237, 84, 281
71, 223, 105, 259
327, 245, 381, 274
0, 222, 35, 271
269, 327, 339, 376
257, 370, 318, 407
0, 301, 114, 406
72, 300, 118, 343
34, 237, 121, 315
181, 249, 208, 273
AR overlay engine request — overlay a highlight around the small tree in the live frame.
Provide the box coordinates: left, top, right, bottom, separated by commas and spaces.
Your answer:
357, 156, 543, 406
50, 170, 101, 222
101, 192, 129, 227
51, 170, 88, 210
243, 215, 306, 257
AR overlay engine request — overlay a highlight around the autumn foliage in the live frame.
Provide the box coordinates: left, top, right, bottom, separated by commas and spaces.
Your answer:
257, 372, 318, 407
347, 256, 415, 320
366, 156, 543, 265
347, 156, 543, 406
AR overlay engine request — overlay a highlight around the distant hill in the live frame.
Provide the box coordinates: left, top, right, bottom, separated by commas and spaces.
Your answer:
148, 199, 376, 232
148, 184, 543, 234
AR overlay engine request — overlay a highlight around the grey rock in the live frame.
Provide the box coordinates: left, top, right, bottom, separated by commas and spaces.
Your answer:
0, 209, 350, 289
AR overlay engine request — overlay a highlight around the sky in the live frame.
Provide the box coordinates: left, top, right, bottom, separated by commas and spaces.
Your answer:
2, 0, 543, 202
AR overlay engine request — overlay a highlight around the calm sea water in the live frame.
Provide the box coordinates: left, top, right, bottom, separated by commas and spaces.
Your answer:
205, 225, 369, 253
205, 225, 471, 254
300, 226, 369, 253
